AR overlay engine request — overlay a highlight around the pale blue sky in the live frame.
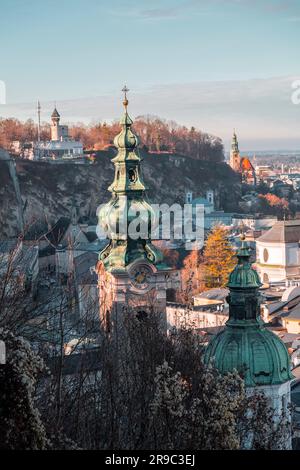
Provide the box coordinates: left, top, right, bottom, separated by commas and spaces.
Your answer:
0, 0, 300, 149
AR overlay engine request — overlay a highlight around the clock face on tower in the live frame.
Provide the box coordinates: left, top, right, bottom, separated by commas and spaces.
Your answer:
129, 264, 153, 291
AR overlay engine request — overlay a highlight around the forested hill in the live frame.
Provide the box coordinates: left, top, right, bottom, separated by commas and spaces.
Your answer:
0, 115, 224, 163
0, 149, 241, 239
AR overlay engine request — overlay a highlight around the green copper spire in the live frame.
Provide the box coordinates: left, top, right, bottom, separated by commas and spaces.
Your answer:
227, 236, 262, 291
107, 87, 145, 194
98, 87, 164, 272
231, 129, 239, 154
204, 237, 293, 387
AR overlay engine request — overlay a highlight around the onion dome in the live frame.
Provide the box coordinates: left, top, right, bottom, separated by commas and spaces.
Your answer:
205, 323, 293, 387
204, 237, 294, 387
113, 111, 139, 150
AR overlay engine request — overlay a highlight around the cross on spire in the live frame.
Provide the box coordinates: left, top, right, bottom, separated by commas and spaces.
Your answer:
122, 85, 129, 99
122, 85, 129, 109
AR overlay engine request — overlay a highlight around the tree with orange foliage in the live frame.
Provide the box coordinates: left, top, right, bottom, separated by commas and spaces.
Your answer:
258, 193, 289, 220
178, 249, 204, 305
203, 225, 236, 288
0, 115, 224, 162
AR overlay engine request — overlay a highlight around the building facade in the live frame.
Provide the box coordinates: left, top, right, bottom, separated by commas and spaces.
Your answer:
256, 220, 300, 284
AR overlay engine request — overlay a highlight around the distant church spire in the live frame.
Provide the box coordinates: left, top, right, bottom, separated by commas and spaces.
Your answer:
229, 128, 241, 171
231, 128, 239, 153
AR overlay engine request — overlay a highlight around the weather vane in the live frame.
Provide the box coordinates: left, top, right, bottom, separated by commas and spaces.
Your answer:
122, 85, 129, 108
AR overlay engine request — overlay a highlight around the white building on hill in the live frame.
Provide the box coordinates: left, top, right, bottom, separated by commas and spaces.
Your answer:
35, 107, 84, 161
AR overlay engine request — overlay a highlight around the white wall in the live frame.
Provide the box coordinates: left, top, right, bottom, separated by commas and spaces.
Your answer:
282, 319, 300, 334
256, 241, 300, 283
166, 305, 228, 331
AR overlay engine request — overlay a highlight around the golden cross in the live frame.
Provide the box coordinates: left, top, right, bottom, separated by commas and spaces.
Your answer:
122, 85, 129, 100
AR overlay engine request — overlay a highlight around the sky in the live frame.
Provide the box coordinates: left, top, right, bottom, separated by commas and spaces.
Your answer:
0, 0, 300, 150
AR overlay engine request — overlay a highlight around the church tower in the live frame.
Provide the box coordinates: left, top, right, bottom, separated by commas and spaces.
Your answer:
204, 237, 293, 449
96, 88, 180, 331
230, 129, 241, 171
51, 106, 69, 141
51, 107, 61, 141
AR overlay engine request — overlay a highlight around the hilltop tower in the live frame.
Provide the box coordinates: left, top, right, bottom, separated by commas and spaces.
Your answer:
204, 237, 293, 448
230, 129, 241, 171
50, 106, 69, 141
96, 88, 179, 331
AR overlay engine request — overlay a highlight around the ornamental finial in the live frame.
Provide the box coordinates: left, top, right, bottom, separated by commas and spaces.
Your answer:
122, 85, 129, 109
240, 222, 245, 241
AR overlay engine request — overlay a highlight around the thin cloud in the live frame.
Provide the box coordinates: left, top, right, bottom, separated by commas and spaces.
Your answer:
138, 0, 300, 20
141, 8, 178, 18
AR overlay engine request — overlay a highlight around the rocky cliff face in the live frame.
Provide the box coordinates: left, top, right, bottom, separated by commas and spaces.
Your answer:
0, 151, 241, 239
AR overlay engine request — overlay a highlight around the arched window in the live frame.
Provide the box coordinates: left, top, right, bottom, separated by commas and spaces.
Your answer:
263, 273, 269, 284
128, 168, 137, 183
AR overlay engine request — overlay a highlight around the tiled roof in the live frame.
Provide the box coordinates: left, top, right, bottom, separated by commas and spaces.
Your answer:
258, 220, 300, 243
195, 287, 229, 301
45, 217, 70, 246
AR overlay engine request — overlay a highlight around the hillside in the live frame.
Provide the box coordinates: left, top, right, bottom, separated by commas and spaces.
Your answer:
0, 150, 241, 238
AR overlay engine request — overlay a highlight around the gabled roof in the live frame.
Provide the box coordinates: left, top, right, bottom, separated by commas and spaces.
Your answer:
240, 157, 254, 172
258, 220, 300, 244
195, 287, 228, 301
45, 217, 71, 246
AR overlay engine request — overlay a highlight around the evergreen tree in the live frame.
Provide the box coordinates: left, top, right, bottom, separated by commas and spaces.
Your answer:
203, 225, 236, 288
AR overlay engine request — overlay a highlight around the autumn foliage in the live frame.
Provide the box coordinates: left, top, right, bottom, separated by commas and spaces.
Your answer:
178, 250, 204, 304
258, 193, 289, 219
203, 225, 236, 288
1, 115, 224, 163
